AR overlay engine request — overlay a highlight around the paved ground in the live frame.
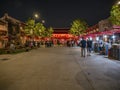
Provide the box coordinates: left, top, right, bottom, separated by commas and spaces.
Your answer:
0, 47, 120, 90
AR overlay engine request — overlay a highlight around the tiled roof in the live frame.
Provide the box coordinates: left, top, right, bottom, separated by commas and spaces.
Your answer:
53, 28, 70, 34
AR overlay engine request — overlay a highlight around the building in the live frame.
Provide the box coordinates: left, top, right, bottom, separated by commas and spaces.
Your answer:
0, 19, 8, 48
98, 19, 112, 32
52, 28, 73, 39
83, 24, 99, 38
50, 28, 78, 46
0, 13, 26, 46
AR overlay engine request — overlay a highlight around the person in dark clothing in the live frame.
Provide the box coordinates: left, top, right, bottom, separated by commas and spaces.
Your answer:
87, 38, 93, 56
80, 37, 87, 57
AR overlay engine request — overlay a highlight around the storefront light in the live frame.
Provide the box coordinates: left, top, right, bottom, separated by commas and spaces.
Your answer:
112, 35, 115, 39
118, 1, 120, 5
90, 37, 92, 40
79, 38, 82, 40
96, 37, 99, 41
103, 35, 107, 38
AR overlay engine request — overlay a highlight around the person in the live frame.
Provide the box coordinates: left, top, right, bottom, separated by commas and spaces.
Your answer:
80, 37, 87, 57
10, 43, 15, 52
87, 38, 93, 56
98, 39, 103, 54
71, 40, 75, 47
105, 40, 111, 56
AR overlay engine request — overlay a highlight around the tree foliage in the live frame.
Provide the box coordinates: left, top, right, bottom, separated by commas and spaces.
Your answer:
24, 18, 54, 38
24, 18, 46, 37
24, 19, 35, 35
109, 2, 120, 25
34, 23, 46, 37
47, 27, 54, 37
69, 19, 88, 36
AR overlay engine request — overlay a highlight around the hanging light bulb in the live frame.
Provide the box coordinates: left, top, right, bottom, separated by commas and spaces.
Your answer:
96, 37, 99, 41
112, 35, 115, 39
103, 35, 107, 38
118, 1, 120, 5
90, 37, 92, 40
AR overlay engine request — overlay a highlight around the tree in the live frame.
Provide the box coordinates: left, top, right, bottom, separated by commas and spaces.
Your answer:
24, 18, 54, 40
24, 18, 35, 35
69, 19, 88, 36
41, 27, 54, 38
34, 22, 46, 37
109, 1, 120, 25
24, 18, 46, 37
47, 27, 54, 37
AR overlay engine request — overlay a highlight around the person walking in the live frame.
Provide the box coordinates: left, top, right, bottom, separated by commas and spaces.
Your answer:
87, 38, 93, 56
80, 37, 87, 57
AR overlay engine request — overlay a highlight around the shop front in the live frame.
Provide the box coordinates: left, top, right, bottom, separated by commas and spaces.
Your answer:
52, 28, 78, 46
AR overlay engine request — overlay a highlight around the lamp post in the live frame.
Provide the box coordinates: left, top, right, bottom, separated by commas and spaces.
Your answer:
41, 20, 45, 24
34, 13, 40, 22
33, 13, 45, 24
34, 14, 39, 19
117, 1, 120, 5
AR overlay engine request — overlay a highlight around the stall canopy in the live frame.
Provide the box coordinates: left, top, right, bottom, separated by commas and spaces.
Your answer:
83, 25, 120, 38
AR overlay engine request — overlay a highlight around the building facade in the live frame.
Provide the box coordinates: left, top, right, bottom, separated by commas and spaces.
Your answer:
0, 19, 8, 48
98, 19, 112, 32
0, 13, 26, 47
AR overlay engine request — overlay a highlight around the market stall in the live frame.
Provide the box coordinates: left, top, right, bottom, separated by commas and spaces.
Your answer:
109, 44, 120, 60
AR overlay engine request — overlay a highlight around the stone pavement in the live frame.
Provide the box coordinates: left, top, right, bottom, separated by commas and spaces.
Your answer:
0, 47, 120, 90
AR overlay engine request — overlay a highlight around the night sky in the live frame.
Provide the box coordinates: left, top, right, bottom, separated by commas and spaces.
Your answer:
0, 0, 115, 28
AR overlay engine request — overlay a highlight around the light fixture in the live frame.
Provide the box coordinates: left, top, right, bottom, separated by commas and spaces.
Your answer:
118, 1, 120, 5
112, 35, 115, 39
103, 35, 107, 38
96, 37, 99, 41
90, 37, 92, 40
34, 14, 39, 18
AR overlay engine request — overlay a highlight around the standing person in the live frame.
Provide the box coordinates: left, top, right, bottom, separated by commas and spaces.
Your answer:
105, 40, 111, 56
98, 39, 103, 54
71, 40, 75, 47
10, 43, 15, 52
80, 37, 87, 57
87, 38, 93, 56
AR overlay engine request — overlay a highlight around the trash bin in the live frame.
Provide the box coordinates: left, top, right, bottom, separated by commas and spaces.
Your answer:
112, 44, 120, 60
108, 48, 112, 58
117, 47, 120, 60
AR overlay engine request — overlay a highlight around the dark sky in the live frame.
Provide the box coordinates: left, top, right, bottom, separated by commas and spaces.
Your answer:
0, 0, 115, 28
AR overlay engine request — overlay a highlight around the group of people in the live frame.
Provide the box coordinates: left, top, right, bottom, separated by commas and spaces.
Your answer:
96, 39, 112, 56
80, 37, 93, 57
